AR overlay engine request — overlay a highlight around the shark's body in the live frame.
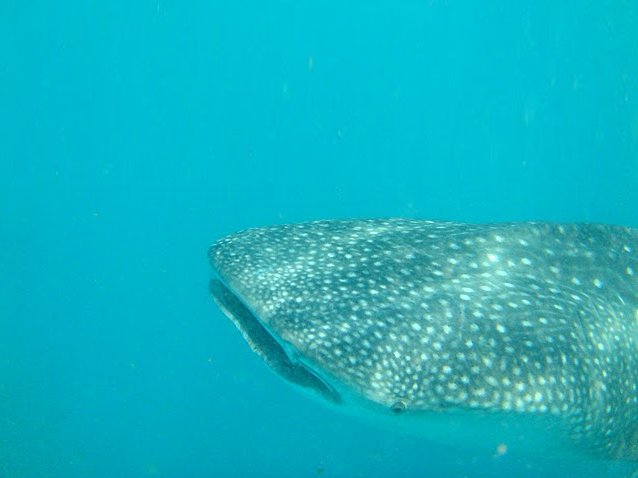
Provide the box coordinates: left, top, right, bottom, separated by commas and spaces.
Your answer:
209, 219, 638, 461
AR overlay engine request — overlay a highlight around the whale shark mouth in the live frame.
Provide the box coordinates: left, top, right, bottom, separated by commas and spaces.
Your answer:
209, 278, 341, 404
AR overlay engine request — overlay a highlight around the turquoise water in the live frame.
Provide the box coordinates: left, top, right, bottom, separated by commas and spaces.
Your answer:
1, 1, 637, 477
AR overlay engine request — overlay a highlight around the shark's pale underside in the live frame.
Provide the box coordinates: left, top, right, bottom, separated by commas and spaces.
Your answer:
209, 219, 638, 461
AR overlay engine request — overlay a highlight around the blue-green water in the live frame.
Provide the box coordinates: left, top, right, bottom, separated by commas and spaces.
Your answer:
1, 1, 637, 477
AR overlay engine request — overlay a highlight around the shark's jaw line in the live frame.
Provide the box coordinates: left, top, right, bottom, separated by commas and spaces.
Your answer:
210, 278, 341, 404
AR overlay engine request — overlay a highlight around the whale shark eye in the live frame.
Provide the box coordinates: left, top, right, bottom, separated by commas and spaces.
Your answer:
391, 400, 407, 414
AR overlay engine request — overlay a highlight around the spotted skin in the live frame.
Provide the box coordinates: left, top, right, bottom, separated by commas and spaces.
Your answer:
209, 219, 638, 461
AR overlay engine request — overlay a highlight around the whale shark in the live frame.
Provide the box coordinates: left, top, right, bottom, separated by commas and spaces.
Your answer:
209, 219, 638, 461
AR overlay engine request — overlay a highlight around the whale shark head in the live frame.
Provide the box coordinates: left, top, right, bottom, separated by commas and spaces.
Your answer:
209, 219, 638, 461
209, 219, 444, 411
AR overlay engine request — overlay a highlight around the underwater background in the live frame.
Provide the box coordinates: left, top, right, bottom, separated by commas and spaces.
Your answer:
1, 1, 638, 477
